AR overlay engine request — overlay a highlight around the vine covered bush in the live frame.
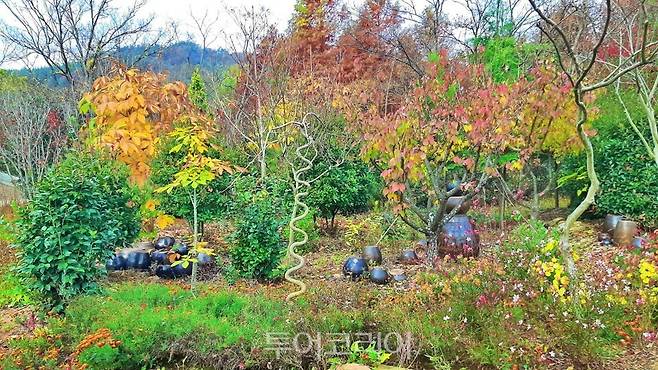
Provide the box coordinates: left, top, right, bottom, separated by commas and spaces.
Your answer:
16, 152, 139, 309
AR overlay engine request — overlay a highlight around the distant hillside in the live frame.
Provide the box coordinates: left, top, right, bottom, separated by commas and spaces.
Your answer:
122, 41, 235, 81
12, 41, 235, 86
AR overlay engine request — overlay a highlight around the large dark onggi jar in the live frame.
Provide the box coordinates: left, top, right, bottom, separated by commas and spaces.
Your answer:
439, 215, 480, 258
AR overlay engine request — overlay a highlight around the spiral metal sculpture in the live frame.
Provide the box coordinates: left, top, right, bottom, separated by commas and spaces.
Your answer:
284, 119, 316, 301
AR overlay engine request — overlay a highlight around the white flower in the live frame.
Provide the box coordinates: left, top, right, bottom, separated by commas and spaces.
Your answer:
443, 315, 450, 321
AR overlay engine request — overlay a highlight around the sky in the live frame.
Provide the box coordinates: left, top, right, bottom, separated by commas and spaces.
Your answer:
0, 0, 465, 69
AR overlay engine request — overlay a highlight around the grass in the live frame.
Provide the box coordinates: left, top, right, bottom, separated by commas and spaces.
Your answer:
0, 271, 32, 307
0, 215, 15, 244
1, 283, 292, 369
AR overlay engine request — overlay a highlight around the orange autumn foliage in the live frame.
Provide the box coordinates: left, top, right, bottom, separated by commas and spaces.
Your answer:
81, 65, 192, 184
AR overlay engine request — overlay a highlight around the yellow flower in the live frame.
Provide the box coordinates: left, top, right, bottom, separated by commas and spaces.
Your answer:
541, 240, 557, 254
510, 160, 523, 171
144, 199, 158, 211
639, 260, 658, 285
560, 275, 569, 287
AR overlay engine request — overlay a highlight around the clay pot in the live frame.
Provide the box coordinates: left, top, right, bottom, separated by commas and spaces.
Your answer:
155, 264, 175, 279
342, 256, 368, 280
439, 215, 480, 258
614, 220, 638, 246
121, 249, 151, 270
632, 236, 647, 249
150, 250, 169, 265
400, 249, 419, 264
445, 196, 470, 214
605, 214, 624, 234
362, 245, 382, 266
197, 252, 213, 266
389, 268, 407, 282
369, 267, 390, 284
172, 242, 189, 256
155, 236, 175, 249
172, 262, 193, 277
105, 255, 126, 271
447, 180, 462, 196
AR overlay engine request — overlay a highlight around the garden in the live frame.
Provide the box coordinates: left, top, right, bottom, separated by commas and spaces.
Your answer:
1, 0, 658, 369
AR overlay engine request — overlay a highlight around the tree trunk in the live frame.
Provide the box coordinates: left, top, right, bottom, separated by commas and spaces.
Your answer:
330, 213, 337, 235
425, 232, 439, 265
259, 148, 267, 181
530, 170, 539, 220
558, 105, 599, 291
190, 188, 199, 291
554, 158, 560, 209
498, 179, 505, 230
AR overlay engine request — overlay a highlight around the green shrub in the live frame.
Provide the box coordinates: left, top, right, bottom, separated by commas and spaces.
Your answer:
559, 89, 658, 225
15, 152, 139, 309
307, 159, 381, 231
231, 173, 293, 215
78, 344, 122, 370
561, 126, 658, 225
594, 132, 658, 225
229, 198, 286, 280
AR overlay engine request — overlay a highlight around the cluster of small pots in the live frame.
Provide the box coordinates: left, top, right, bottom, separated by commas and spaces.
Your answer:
341, 245, 414, 285
601, 214, 646, 248
105, 236, 213, 279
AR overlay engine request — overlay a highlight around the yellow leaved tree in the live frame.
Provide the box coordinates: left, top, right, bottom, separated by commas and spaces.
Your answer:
79, 65, 192, 185
156, 113, 241, 290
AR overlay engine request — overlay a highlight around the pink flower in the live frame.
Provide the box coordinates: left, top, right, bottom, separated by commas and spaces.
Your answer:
475, 294, 488, 308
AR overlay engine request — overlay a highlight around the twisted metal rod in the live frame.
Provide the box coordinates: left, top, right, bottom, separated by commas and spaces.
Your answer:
284, 118, 316, 301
